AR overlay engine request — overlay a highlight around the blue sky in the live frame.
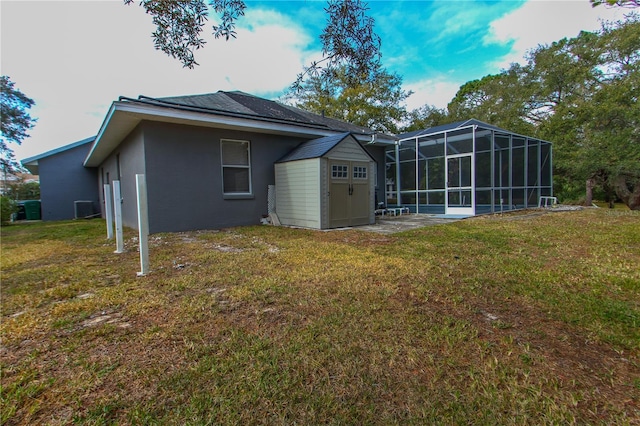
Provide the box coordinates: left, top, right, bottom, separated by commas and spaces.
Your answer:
0, 0, 628, 161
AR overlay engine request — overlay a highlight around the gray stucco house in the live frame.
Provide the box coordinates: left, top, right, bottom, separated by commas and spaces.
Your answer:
23, 92, 553, 231
22, 137, 100, 221
25, 91, 396, 232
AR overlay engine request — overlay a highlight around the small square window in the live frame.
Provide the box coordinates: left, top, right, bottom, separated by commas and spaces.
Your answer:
353, 166, 367, 179
332, 165, 348, 179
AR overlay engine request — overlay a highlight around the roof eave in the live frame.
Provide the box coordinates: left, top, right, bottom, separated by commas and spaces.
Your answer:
22, 136, 97, 175
83, 102, 381, 167
22, 161, 38, 175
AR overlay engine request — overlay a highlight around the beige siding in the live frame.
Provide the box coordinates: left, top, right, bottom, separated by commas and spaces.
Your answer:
275, 160, 321, 228
320, 158, 329, 228
326, 138, 372, 162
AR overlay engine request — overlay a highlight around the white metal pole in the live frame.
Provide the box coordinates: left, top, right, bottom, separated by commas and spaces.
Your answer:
136, 174, 149, 276
471, 126, 476, 215
395, 142, 401, 206
444, 132, 448, 214
113, 180, 124, 253
549, 143, 554, 197
104, 184, 113, 240
415, 137, 419, 214
490, 131, 495, 214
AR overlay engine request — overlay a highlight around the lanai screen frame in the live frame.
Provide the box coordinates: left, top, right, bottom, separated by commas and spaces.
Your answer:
386, 124, 553, 215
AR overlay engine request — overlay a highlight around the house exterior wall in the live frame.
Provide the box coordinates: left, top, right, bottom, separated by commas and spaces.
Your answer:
274, 159, 321, 229
38, 143, 99, 221
364, 145, 386, 208
98, 126, 146, 230
141, 122, 302, 233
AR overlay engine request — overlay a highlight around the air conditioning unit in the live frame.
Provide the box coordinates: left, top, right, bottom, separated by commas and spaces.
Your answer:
74, 201, 95, 219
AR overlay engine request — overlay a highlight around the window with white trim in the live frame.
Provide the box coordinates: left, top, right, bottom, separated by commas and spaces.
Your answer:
332, 164, 349, 179
353, 166, 367, 179
221, 139, 251, 194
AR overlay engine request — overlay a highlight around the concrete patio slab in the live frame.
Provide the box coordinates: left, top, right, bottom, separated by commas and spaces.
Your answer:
355, 214, 464, 234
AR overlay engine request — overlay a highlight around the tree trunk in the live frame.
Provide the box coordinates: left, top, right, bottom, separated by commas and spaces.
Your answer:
603, 180, 616, 208
585, 177, 596, 207
613, 174, 640, 211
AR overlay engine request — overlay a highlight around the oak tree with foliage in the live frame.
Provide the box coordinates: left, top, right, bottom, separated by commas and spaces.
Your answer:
443, 16, 640, 209
1, 76, 36, 176
591, 0, 639, 8
290, 65, 411, 134
402, 104, 448, 133
124, 0, 381, 89
447, 66, 535, 136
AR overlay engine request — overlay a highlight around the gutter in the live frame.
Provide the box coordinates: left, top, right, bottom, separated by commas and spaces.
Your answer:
120, 95, 338, 132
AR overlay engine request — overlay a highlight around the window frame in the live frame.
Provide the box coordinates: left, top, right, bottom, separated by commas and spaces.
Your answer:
331, 164, 349, 179
353, 165, 368, 180
220, 139, 253, 198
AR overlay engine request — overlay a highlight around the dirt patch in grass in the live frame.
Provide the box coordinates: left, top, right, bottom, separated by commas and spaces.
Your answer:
1, 211, 639, 424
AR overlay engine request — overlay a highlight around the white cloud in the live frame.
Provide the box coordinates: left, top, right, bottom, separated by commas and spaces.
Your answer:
485, 0, 627, 69
405, 77, 461, 111
1, 1, 320, 160
4, 0, 628, 162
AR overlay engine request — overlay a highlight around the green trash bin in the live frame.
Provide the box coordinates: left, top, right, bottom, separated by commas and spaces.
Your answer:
22, 200, 41, 220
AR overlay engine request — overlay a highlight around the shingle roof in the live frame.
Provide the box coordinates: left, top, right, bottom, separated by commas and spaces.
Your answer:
86, 90, 398, 168
159, 92, 256, 115
276, 133, 352, 163
131, 91, 372, 134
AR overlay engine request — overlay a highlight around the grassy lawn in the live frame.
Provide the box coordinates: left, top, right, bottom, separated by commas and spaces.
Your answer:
1, 208, 639, 425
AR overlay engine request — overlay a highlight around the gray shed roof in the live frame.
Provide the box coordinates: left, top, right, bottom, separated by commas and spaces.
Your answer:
277, 133, 352, 163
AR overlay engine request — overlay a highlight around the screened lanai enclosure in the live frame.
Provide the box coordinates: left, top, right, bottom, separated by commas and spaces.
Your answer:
386, 120, 553, 216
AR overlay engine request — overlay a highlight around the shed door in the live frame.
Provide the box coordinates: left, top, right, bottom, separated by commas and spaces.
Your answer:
329, 161, 370, 228
350, 162, 370, 226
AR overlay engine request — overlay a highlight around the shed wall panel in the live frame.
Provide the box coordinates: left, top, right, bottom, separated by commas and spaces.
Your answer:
275, 160, 321, 228
327, 140, 373, 162
320, 158, 329, 228
368, 161, 376, 223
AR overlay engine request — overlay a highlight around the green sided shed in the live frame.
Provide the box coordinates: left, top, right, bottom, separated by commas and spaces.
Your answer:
274, 133, 376, 230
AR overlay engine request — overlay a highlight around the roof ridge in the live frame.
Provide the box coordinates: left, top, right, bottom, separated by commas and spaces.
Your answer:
276, 132, 352, 163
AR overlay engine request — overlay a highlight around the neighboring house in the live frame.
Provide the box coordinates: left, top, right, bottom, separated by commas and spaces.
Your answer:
0, 171, 38, 195
22, 137, 99, 221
